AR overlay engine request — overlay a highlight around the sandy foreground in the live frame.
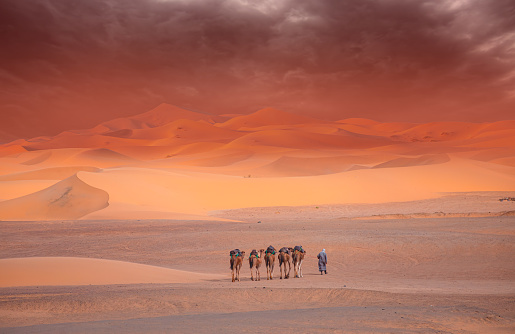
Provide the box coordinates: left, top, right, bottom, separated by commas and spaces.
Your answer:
1, 193, 514, 333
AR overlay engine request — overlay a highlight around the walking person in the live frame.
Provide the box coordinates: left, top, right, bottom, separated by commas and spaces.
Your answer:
317, 249, 327, 274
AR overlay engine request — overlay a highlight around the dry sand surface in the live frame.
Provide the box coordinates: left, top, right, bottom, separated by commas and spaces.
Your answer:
1, 104, 515, 332
0, 200, 514, 333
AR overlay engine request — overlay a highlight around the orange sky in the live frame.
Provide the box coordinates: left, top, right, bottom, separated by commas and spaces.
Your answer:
1, 0, 514, 142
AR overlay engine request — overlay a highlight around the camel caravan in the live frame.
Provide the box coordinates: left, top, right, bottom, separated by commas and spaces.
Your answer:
229, 245, 306, 282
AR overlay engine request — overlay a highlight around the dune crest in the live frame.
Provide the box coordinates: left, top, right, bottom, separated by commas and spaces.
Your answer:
0, 173, 109, 220
219, 107, 318, 129
95, 103, 224, 133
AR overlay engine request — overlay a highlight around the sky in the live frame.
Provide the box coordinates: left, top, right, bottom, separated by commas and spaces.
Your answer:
1, 0, 514, 141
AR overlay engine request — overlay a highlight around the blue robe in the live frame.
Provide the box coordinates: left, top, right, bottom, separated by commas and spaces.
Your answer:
317, 251, 327, 271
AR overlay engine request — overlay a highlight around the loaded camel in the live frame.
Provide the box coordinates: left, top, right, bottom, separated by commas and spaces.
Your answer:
249, 249, 265, 281
230, 249, 246, 282
264, 245, 276, 280
277, 247, 292, 279
292, 245, 306, 278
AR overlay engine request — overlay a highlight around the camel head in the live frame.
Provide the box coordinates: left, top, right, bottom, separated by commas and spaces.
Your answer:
259, 249, 265, 255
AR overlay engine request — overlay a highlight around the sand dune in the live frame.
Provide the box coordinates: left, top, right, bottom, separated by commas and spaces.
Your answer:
0, 166, 100, 181
251, 155, 376, 176
0, 144, 27, 157
101, 128, 133, 138
74, 148, 137, 163
20, 132, 147, 151
492, 156, 515, 167
0, 105, 513, 220
338, 118, 381, 126
0, 180, 57, 201
0, 174, 109, 220
219, 107, 318, 129
0, 257, 223, 287
227, 129, 392, 150
389, 121, 486, 142
94, 104, 224, 133
178, 151, 254, 167
75, 157, 514, 219
139, 119, 241, 143
20, 151, 52, 165
372, 154, 450, 169
65, 148, 141, 168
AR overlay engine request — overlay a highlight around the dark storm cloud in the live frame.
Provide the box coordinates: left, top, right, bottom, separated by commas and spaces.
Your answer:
0, 0, 514, 140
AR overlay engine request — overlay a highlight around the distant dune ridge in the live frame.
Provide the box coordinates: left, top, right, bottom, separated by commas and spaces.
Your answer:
0, 103, 514, 220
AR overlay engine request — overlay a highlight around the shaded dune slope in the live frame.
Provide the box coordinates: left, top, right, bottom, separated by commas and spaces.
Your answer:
0, 174, 109, 220
0, 257, 222, 287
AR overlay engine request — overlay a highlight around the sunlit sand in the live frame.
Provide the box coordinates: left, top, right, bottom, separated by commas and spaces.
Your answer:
0, 104, 514, 333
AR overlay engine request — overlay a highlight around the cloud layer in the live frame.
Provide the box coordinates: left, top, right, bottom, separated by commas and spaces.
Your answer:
1, 0, 514, 140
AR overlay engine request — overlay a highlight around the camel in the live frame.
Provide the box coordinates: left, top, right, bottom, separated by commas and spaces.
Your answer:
292, 246, 306, 278
230, 249, 246, 282
249, 249, 265, 281
264, 245, 276, 280
277, 247, 292, 279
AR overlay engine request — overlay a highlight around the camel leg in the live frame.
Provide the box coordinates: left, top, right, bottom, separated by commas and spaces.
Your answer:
250, 260, 254, 281
299, 261, 303, 277
232, 268, 235, 282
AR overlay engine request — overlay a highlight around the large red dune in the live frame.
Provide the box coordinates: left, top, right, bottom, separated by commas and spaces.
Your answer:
0, 103, 513, 220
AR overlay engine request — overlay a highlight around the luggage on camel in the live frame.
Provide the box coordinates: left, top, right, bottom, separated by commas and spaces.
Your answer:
294, 245, 305, 253
279, 247, 291, 254
250, 249, 259, 258
265, 245, 276, 255
230, 249, 242, 257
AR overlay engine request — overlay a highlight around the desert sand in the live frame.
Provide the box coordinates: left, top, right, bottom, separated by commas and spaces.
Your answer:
0, 103, 513, 221
0, 104, 514, 332
0, 207, 514, 333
